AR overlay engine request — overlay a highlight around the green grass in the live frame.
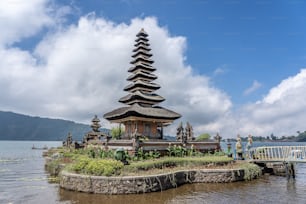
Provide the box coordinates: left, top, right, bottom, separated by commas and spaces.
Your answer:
124, 156, 233, 172
49, 147, 236, 177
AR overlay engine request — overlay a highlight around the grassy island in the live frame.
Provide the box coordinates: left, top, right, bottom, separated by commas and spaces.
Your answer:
44, 145, 261, 194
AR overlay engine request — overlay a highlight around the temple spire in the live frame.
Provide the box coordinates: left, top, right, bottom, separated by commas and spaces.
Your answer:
119, 29, 164, 107
91, 115, 101, 132
104, 29, 181, 139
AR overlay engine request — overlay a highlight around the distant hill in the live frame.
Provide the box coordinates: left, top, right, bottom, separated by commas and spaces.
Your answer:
0, 111, 92, 141
163, 135, 176, 141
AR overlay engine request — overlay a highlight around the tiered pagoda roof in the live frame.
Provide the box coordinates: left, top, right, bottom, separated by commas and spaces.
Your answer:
104, 103, 181, 123
90, 115, 101, 132
104, 28, 181, 124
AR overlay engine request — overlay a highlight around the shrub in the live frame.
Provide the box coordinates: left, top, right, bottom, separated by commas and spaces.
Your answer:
100, 149, 115, 159
196, 133, 211, 141
71, 156, 90, 172
187, 145, 196, 156
134, 148, 160, 161
167, 144, 187, 157
239, 163, 261, 181
69, 157, 124, 176
213, 151, 226, 156
86, 159, 123, 176
85, 160, 104, 175
69, 146, 116, 160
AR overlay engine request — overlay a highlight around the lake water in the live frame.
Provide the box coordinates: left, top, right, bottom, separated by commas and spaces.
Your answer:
1, 141, 306, 204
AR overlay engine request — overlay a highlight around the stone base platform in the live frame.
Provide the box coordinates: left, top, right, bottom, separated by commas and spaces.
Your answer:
60, 168, 253, 194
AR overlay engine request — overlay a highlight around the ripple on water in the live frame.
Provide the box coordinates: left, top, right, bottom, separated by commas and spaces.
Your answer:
0, 158, 28, 163
17, 176, 48, 182
0, 168, 10, 172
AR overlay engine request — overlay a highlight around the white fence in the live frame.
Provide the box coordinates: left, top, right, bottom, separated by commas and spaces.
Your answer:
247, 146, 306, 162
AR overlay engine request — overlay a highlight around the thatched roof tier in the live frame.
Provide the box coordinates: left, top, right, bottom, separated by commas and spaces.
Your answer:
90, 115, 101, 132
133, 45, 151, 52
131, 50, 153, 58
103, 104, 181, 123
128, 63, 156, 73
134, 38, 150, 45
119, 91, 165, 105
136, 28, 148, 37
130, 55, 154, 64
124, 80, 160, 92
134, 41, 150, 47
127, 70, 157, 81
91, 115, 100, 122
135, 36, 149, 42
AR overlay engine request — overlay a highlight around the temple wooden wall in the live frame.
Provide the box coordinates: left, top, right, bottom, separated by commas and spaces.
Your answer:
123, 121, 159, 139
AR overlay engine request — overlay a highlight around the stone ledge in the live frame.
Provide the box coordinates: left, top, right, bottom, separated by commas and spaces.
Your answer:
60, 168, 249, 194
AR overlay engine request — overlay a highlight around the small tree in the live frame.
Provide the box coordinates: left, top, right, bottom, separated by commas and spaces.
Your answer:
270, 133, 277, 140
196, 133, 211, 141
111, 126, 124, 139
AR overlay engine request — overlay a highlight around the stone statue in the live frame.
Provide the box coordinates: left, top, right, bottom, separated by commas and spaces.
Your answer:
132, 128, 140, 155
63, 132, 73, 147
226, 139, 232, 157
185, 122, 194, 141
132, 128, 138, 139
176, 122, 184, 142
246, 134, 253, 151
214, 133, 222, 143
245, 134, 253, 159
235, 134, 243, 160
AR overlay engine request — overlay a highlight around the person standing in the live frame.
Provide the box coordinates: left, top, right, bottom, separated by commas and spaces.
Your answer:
246, 134, 253, 159
236, 134, 243, 160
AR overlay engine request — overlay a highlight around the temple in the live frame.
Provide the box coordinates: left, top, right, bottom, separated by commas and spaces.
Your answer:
63, 29, 220, 155
83, 115, 107, 144
104, 29, 181, 139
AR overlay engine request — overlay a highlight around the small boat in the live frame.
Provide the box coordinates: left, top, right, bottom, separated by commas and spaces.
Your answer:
32, 145, 48, 150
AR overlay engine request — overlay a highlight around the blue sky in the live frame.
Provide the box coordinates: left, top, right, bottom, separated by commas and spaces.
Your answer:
53, 0, 306, 104
1, 0, 306, 138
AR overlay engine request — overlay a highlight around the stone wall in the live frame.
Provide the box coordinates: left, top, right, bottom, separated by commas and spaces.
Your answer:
60, 168, 247, 194
256, 162, 287, 176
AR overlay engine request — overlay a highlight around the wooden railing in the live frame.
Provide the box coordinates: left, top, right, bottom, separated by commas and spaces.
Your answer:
246, 146, 306, 162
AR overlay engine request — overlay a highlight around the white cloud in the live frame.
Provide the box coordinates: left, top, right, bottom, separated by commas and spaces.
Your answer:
213, 65, 227, 76
243, 80, 262, 96
0, 0, 53, 45
210, 69, 306, 138
263, 70, 306, 104
0, 8, 232, 137
0, 0, 74, 47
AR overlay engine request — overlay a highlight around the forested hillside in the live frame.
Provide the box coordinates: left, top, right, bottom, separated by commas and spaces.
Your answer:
0, 111, 91, 141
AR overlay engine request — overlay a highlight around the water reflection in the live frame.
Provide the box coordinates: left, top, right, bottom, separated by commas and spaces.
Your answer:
56, 145, 306, 204
59, 187, 179, 204
58, 170, 306, 204
286, 179, 296, 195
